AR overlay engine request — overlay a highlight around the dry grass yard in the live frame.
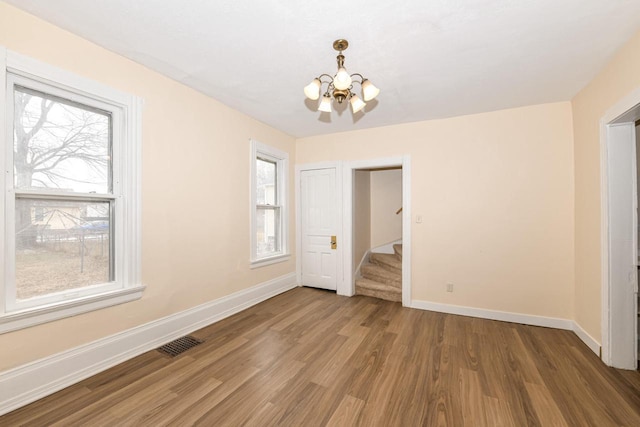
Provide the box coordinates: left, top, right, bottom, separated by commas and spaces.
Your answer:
16, 239, 109, 300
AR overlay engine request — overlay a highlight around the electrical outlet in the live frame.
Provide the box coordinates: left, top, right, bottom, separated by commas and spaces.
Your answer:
446, 283, 454, 292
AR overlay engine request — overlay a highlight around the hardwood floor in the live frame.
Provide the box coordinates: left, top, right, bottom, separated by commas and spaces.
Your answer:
2, 287, 640, 426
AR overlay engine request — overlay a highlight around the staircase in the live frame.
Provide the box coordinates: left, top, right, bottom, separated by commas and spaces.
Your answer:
356, 244, 402, 302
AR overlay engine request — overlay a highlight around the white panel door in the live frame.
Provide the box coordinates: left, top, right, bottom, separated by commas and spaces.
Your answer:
301, 168, 338, 290
607, 123, 638, 369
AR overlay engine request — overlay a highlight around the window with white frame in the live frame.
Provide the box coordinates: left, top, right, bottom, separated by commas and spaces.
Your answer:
250, 140, 289, 266
0, 48, 143, 333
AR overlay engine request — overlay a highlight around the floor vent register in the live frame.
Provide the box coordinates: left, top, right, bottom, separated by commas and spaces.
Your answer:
157, 335, 203, 357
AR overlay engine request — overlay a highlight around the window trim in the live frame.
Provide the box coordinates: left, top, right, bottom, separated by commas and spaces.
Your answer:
0, 47, 144, 333
250, 139, 289, 268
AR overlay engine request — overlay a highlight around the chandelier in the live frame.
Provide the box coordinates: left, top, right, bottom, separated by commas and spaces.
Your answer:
303, 39, 380, 114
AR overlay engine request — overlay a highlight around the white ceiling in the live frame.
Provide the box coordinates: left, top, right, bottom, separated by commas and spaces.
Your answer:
6, 0, 640, 138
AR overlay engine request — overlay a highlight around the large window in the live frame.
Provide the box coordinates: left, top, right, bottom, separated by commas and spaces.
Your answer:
0, 49, 143, 333
250, 140, 289, 267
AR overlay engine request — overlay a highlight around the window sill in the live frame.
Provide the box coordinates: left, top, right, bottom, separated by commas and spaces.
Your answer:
250, 254, 291, 269
0, 285, 145, 334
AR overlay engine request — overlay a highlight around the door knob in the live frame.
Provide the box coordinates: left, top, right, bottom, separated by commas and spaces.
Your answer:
331, 235, 337, 250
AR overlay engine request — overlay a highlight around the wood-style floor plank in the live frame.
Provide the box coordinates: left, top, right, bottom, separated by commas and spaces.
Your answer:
326, 395, 365, 426
2, 287, 639, 426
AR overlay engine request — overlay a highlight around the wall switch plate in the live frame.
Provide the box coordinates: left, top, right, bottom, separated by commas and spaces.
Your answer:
416, 215, 423, 223
446, 283, 454, 292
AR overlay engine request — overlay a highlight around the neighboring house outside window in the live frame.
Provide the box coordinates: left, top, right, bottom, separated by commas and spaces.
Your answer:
0, 48, 143, 333
250, 139, 289, 267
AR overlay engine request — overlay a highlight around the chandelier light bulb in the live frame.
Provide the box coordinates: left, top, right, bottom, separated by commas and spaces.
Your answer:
350, 94, 366, 113
362, 79, 380, 102
333, 67, 352, 90
304, 78, 321, 100
318, 94, 332, 113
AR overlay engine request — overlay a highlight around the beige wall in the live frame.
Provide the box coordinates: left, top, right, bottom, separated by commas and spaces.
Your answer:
353, 171, 371, 271
298, 102, 575, 318
370, 169, 402, 248
572, 30, 640, 343
0, 3, 296, 371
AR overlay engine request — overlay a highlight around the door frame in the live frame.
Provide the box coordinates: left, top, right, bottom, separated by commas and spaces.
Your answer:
295, 161, 344, 291
600, 86, 640, 368
343, 156, 412, 306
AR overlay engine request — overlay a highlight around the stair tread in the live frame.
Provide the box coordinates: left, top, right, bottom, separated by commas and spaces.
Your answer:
361, 263, 401, 286
355, 278, 402, 302
356, 278, 401, 293
370, 253, 402, 271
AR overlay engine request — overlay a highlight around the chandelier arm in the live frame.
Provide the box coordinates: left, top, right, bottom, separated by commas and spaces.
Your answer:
319, 74, 334, 95
315, 74, 335, 96
349, 73, 365, 84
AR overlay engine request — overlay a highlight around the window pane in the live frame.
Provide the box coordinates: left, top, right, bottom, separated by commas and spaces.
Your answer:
13, 86, 111, 194
256, 206, 280, 257
256, 158, 276, 205
15, 199, 112, 300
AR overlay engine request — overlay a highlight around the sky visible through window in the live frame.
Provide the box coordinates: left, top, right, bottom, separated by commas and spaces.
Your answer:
256, 157, 276, 205
14, 86, 111, 194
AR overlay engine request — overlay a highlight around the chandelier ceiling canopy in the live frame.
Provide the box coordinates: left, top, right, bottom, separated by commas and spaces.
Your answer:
304, 39, 380, 115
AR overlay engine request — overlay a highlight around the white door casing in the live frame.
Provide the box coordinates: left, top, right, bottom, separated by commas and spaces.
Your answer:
605, 123, 638, 369
300, 167, 339, 290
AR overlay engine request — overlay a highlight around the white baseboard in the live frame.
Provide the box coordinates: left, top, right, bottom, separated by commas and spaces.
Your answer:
410, 299, 573, 330
571, 321, 601, 355
410, 300, 603, 355
0, 273, 297, 416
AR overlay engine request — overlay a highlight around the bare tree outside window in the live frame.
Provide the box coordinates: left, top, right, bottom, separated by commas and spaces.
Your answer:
14, 86, 110, 194
13, 86, 113, 300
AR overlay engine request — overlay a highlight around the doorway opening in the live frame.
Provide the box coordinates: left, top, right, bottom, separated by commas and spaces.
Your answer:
602, 95, 640, 370
636, 119, 640, 370
342, 156, 411, 306
352, 167, 403, 302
